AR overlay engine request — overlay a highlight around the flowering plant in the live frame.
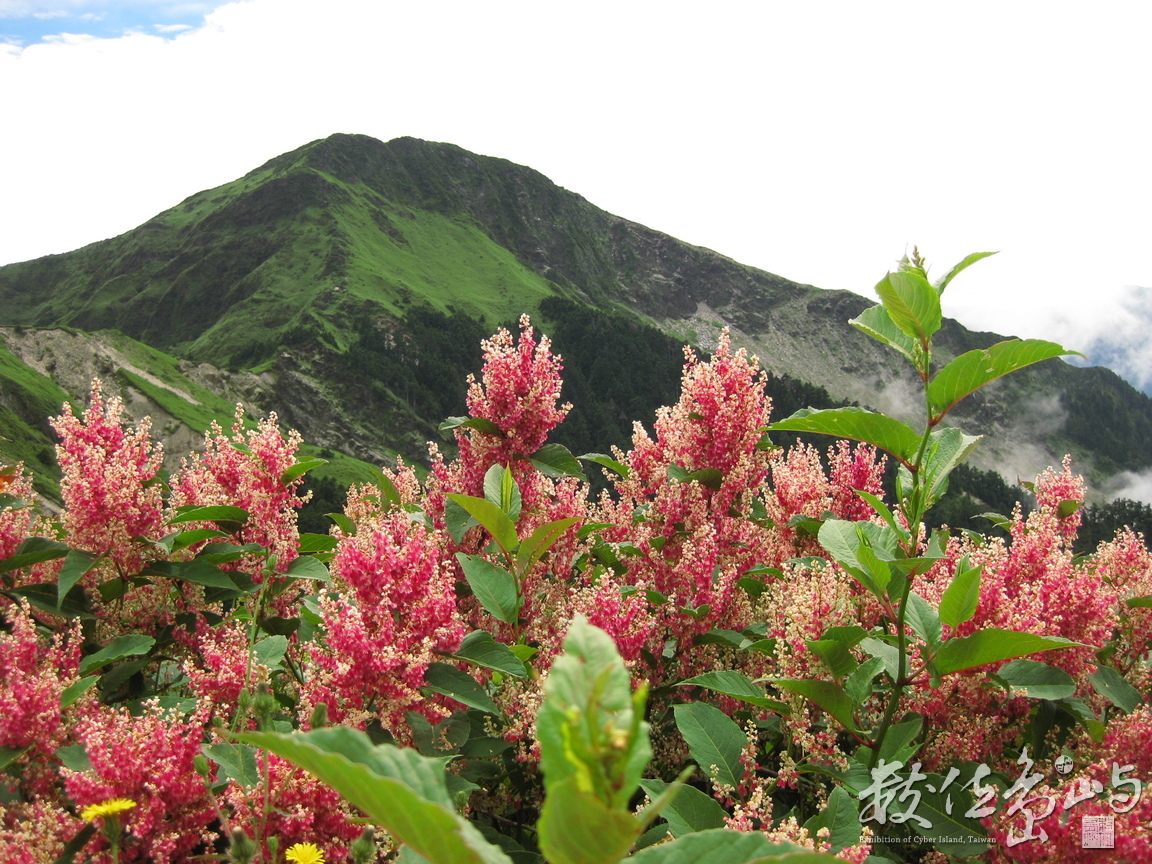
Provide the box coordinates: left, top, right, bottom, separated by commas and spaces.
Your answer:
0, 253, 1148, 863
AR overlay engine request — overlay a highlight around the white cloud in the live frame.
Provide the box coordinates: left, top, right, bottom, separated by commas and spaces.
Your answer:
1105, 469, 1152, 506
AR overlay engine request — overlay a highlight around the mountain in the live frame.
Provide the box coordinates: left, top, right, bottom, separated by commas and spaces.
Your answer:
2, 133, 1151, 499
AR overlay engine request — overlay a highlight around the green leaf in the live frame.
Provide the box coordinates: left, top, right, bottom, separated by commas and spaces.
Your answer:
168, 527, 230, 551
286, 554, 330, 582
805, 640, 858, 681
253, 635, 288, 669
849, 305, 917, 366
238, 727, 512, 864
445, 494, 518, 553
928, 339, 1075, 421
538, 776, 641, 864
530, 443, 586, 480
673, 702, 746, 789
55, 743, 90, 772
934, 250, 998, 294
455, 554, 519, 625
996, 659, 1076, 700
679, 671, 790, 714
875, 268, 941, 340
448, 631, 528, 679
904, 592, 941, 653
843, 657, 884, 708
856, 715, 923, 767
771, 679, 860, 735
667, 464, 724, 491
802, 786, 861, 852
280, 456, 328, 485
637, 778, 727, 837
424, 663, 500, 715
0, 745, 30, 770
625, 829, 835, 864
577, 453, 630, 479
1088, 666, 1142, 713
907, 774, 991, 858
143, 559, 242, 590
298, 533, 339, 553
767, 408, 921, 466
79, 634, 156, 675
920, 427, 982, 506
168, 504, 249, 526
56, 549, 99, 607
483, 465, 521, 521
0, 536, 69, 575
328, 512, 356, 535
938, 560, 982, 628
54, 824, 96, 864
60, 675, 98, 708
1126, 595, 1152, 609
4, 582, 96, 619
516, 517, 580, 575
858, 637, 904, 683
205, 742, 261, 788
439, 416, 505, 438
934, 630, 1084, 676
537, 617, 650, 811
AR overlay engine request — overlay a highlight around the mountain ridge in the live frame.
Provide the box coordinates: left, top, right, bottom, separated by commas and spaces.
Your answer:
1, 132, 1150, 495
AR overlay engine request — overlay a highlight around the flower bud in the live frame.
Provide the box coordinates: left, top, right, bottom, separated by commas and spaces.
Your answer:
229, 828, 257, 864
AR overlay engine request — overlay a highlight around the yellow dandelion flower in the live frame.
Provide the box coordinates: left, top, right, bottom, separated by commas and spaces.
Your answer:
284, 842, 325, 864
80, 798, 137, 822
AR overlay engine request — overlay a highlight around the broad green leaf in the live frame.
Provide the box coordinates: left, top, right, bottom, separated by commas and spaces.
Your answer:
668, 464, 724, 491
637, 778, 728, 837
280, 456, 328, 485
54, 824, 97, 864
934, 250, 998, 294
298, 533, 340, 553
537, 618, 650, 813
908, 773, 990, 858
1088, 666, 1142, 713
0, 745, 30, 770
626, 829, 835, 864
920, 427, 982, 505
771, 679, 860, 735
904, 592, 942, 652
843, 657, 884, 708
1126, 595, 1152, 609
538, 776, 640, 864
679, 671, 790, 713
204, 742, 260, 788
455, 554, 519, 625
168, 528, 230, 551
424, 663, 500, 715
516, 517, 580, 575
238, 727, 512, 864
253, 635, 288, 669
444, 499, 480, 545
168, 504, 249, 526
79, 634, 155, 675
57, 549, 99, 607
996, 659, 1076, 700
4, 582, 97, 619
328, 512, 356, 535
849, 305, 917, 366
875, 268, 941, 340
0, 536, 69, 575
767, 408, 921, 466
286, 554, 330, 582
934, 630, 1084, 676
802, 786, 861, 852
858, 637, 905, 683
144, 559, 241, 590
928, 339, 1075, 421
577, 453, 630, 479
483, 465, 521, 521
194, 541, 266, 565
439, 416, 505, 438
530, 443, 586, 480
805, 640, 858, 681
55, 743, 90, 772
938, 560, 982, 628
445, 494, 518, 553
673, 702, 747, 789
60, 675, 98, 708
857, 715, 923, 767
448, 631, 527, 679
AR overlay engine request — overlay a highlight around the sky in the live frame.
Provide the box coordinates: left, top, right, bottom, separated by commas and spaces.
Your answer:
2, 1, 1151, 402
